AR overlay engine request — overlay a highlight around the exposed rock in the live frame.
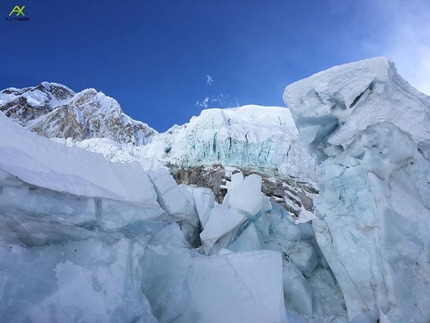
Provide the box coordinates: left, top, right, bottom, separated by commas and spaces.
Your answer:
170, 164, 317, 219
0, 83, 156, 145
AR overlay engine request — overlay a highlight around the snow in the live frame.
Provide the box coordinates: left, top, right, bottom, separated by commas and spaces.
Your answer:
22, 89, 48, 106
0, 113, 158, 205
285, 57, 430, 322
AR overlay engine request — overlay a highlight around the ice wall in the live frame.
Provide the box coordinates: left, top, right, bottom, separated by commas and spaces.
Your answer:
284, 57, 430, 322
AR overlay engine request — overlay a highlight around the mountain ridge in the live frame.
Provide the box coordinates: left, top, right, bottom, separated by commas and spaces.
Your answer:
0, 82, 156, 145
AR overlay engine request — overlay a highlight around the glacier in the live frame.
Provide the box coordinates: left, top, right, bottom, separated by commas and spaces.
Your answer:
0, 113, 295, 322
1, 56, 429, 323
284, 57, 430, 322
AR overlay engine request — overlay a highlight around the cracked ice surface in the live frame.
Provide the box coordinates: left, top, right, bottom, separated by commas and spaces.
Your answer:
284, 57, 430, 322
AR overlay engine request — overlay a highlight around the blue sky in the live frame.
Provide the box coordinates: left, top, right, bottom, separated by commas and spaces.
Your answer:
1, 0, 429, 131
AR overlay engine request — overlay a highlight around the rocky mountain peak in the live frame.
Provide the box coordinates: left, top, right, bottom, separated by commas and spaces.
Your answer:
0, 83, 156, 145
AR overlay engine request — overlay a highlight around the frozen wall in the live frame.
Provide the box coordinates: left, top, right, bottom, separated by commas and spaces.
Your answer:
284, 57, 430, 322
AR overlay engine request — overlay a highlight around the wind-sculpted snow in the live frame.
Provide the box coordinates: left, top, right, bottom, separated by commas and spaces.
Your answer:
284, 57, 430, 322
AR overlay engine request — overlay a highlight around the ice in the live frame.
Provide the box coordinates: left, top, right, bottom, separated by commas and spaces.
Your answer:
283, 262, 313, 317
197, 172, 347, 320
349, 307, 391, 323
285, 57, 430, 322
147, 168, 200, 245
0, 164, 292, 323
200, 205, 245, 254
224, 174, 264, 217
192, 187, 215, 227
141, 105, 318, 184
284, 241, 318, 278
188, 250, 288, 323
0, 225, 158, 323
1, 114, 297, 322
284, 57, 430, 162
229, 222, 262, 252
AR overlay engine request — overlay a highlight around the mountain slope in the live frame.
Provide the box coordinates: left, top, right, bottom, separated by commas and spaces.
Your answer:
0, 82, 156, 145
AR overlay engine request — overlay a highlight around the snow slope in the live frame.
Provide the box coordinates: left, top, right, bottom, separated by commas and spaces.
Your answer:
284, 57, 430, 322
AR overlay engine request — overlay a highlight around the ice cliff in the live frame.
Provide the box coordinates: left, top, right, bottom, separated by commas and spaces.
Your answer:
141, 105, 318, 184
284, 57, 430, 322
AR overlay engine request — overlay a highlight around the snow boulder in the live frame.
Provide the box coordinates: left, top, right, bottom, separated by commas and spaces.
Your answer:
284, 57, 430, 322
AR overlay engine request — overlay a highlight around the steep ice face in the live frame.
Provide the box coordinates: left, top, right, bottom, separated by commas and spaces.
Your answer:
284, 57, 430, 322
0, 83, 156, 145
142, 105, 318, 184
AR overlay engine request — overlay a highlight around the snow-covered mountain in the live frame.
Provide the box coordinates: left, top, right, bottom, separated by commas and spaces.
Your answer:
0, 82, 156, 145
